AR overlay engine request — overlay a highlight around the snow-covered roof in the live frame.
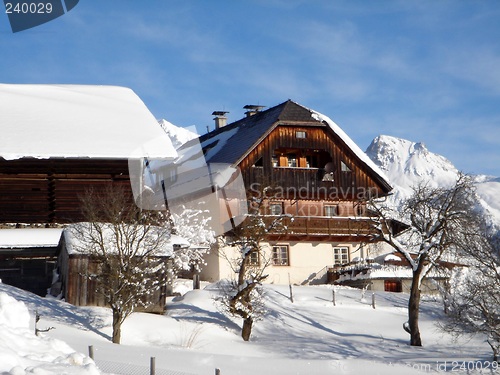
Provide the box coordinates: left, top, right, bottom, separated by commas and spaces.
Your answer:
0, 228, 63, 248
0, 84, 176, 160
63, 225, 190, 257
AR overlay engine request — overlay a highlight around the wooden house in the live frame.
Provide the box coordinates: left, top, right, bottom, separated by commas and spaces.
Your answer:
0, 84, 176, 297
198, 100, 398, 285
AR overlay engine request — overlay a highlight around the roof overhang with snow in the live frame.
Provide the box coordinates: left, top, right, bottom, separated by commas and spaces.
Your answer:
0, 84, 176, 161
0, 228, 63, 256
0, 228, 63, 249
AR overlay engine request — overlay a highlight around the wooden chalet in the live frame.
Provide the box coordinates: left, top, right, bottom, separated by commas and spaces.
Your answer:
0, 84, 176, 299
198, 100, 397, 285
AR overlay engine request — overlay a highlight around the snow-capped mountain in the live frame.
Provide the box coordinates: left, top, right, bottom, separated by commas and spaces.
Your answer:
366, 135, 500, 228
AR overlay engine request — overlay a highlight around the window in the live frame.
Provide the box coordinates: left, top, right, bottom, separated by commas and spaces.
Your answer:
296, 131, 307, 139
270, 202, 283, 215
247, 250, 260, 266
272, 154, 279, 167
341, 161, 352, 172
272, 245, 289, 266
306, 154, 320, 168
333, 247, 349, 265
324, 205, 338, 217
287, 153, 297, 167
273, 149, 332, 169
356, 204, 365, 216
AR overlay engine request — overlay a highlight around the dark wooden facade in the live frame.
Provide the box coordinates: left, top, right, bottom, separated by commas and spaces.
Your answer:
0, 245, 58, 296
0, 158, 132, 224
57, 237, 169, 312
240, 125, 389, 200
199, 101, 392, 242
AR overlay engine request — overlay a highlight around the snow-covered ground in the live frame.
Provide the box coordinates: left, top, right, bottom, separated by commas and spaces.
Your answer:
0, 280, 492, 374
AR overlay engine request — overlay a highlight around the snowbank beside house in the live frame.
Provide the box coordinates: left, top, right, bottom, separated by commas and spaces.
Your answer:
0, 291, 98, 374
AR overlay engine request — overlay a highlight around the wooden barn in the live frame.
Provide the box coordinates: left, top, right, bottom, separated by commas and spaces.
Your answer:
0, 84, 176, 297
0, 228, 63, 296
198, 100, 401, 285
55, 228, 192, 311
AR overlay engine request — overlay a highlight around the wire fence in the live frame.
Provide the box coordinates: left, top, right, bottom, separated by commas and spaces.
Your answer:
94, 358, 198, 375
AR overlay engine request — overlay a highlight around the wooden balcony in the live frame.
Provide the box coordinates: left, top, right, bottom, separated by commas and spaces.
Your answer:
247, 166, 362, 200
263, 215, 374, 240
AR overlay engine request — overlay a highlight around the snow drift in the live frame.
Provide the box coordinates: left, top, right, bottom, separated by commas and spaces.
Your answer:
0, 291, 99, 374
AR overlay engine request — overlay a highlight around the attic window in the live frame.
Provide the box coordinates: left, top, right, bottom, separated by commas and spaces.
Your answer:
341, 161, 352, 172
287, 153, 297, 168
272, 154, 279, 167
253, 157, 263, 167
296, 131, 307, 139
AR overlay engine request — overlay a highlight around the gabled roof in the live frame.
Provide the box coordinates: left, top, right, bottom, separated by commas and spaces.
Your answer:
199, 100, 391, 191
199, 100, 322, 165
0, 84, 176, 160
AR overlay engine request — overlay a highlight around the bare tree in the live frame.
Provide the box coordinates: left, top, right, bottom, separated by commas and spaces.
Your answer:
442, 224, 500, 362
369, 174, 477, 346
218, 185, 289, 341
69, 185, 172, 344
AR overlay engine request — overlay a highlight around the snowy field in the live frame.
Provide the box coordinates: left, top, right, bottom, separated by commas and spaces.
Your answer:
0, 280, 493, 375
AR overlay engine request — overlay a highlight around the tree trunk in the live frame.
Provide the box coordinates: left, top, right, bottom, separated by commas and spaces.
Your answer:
242, 317, 253, 342
112, 310, 122, 344
408, 273, 422, 346
488, 341, 499, 363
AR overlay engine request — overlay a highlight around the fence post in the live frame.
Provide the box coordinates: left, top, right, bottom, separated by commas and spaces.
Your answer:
288, 273, 294, 303
332, 288, 336, 306
371, 293, 376, 309
150, 357, 156, 375
88, 345, 94, 360
193, 273, 200, 290
215, 369, 221, 375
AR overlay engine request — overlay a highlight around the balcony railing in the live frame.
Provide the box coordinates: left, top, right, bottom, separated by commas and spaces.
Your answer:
263, 215, 373, 237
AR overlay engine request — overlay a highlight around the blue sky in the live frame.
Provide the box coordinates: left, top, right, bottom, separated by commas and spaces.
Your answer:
1, 1, 499, 176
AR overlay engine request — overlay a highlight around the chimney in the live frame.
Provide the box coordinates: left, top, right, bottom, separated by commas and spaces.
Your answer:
243, 104, 266, 117
212, 111, 229, 129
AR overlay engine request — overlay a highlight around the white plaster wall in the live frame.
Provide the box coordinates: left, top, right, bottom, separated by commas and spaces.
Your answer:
200, 240, 389, 285
264, 241, 345, 285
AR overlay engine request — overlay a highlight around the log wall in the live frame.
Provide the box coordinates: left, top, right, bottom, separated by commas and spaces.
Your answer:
0, 158, 132, 224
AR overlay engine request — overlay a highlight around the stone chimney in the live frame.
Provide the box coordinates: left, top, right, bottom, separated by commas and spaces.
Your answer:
212, 111, 229, 129
243, 104, 266, 117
